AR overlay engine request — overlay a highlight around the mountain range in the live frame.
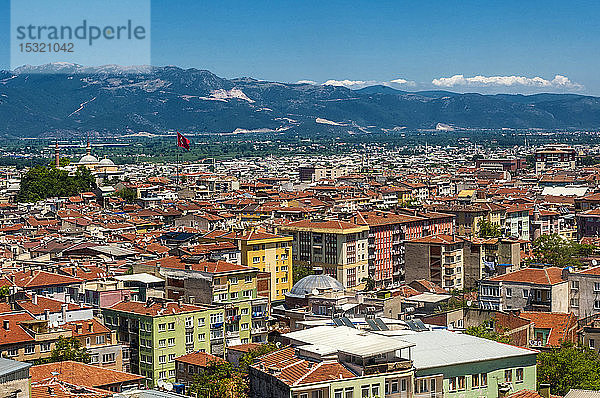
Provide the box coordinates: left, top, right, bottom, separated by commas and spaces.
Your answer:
1, 63, 600, 138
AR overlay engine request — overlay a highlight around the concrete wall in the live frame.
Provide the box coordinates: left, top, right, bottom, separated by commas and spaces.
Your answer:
405, 243, 430, 284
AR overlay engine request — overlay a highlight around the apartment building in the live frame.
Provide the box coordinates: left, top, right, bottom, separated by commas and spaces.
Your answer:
478, 267, 568, 313
206, 230, 293, 302
102, 300, 225, 387
564, 266, 600, 318
405, 235, 465, 291
279, 220, 369, 290
160, 259, 269, 345
534, 145, 577, 174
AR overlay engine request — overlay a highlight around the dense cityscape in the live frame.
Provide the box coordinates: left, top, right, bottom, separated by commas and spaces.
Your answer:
1, 135, 600, 398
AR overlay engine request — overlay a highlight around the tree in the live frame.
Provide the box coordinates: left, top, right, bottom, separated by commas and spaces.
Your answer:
48, 336, 90, 363
464, 320, 510, 344
190, 360, 247, 398
292, 264, 313, 284
477, 219, 502, 238
238, 343, 278, 374
529, 234, 595, 268
362, 276, 376, 291
0, 285, 9, 300
17, 165, 95, 202
537, 342, 600, 395
115, 187, 137, 203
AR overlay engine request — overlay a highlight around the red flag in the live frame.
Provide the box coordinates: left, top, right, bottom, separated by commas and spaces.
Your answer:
177, 132, 190, 150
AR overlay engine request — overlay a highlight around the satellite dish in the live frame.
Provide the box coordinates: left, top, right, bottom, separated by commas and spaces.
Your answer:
467, 300, 473, 307
311, 288, 320, 296
593, 259, 598, 266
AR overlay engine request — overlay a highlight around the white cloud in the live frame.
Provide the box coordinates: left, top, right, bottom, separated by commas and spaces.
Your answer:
322, 78, 416, 89
296, 80, 317, 85
431, 74, 583, 90
323, 79, 370, 88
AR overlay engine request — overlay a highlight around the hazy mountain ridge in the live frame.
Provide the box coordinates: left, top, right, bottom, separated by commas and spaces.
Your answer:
1, 64, 600, 137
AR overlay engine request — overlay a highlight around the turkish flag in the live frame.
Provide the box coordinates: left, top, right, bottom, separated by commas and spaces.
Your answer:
177, 132, 190, 150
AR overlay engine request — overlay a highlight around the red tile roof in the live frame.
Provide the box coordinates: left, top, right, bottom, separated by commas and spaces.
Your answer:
175, 351, 225, 367
519, 311, 578, 347
8, 270, 83, 288
252, 347, 354, 386
0, 311, 36, 345
30, 361, 144, 388
489, 267, 565, 285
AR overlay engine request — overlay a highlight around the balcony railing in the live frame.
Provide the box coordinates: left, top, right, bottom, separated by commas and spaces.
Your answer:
363, 359, 412, 375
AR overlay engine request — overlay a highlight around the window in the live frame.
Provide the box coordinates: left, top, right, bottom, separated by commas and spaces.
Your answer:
419, 379, 429, 393
371, 385, 379, 397
449, 377, 457, 392
391, 380, 398, 393
241, 308, 249, 315
571, 298, 580, 307
159, 355, 166, 364
312, 391, 323, 398
159, 371, 166, 380
186, 332, 193, 344
90, 354, 99, 364
345, 387, 353, 398
245, 275, 252, 283
595, 282, 600, 292
361, 386, 369, 398
188, 365, 195, 374
516, 368, 523, 383
472, 373, 479, 388
102, 353, 115, 363
334, 390, 343, 398
159, 339, 166, 348
458, 376, 465, 391
506, 288, 512, 298
40, 342, 51, 352
168, 338, 175, 346
185, 317, 193, 328
481, 373, 488, 387
198, 318, 205, 327
158, 323, 166, 332
96, 335, 106, 345
168, 322, 175, 330
505, 369, 512, 382
523, 289, 529, 298
24, 344, 35, 355
198, 333, 206, 342
169, 354, 175, 362
253, 257, 260, 264
210, 313, 224, 325
230, 292, 238, 299
590, 339, 596, 349
230, 277, 238, 284
571, 280, 580, 290
430, 378, 435, 394
169, 369, 175, 377
595, 300, 600, 310
243, 290, 252, 298
218, 293, 227, 302
241, 323, 249, 330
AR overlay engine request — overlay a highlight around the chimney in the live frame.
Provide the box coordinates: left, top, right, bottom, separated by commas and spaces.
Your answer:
87, 321, 93, 332
539, 384, 550, 398
31, 293, 37, 305
76, 324, 82, 333
61, 303, 68, 322
45, 309, 51, 321
177, 298, 183, 307
3, 320, 9, 330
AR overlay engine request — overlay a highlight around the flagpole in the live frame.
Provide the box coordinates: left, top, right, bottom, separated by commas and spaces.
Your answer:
176, 151, 180, 187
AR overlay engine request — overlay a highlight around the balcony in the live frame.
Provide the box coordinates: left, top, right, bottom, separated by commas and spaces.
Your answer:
226, 331, 240, 338
251, 326, 268, 334
226, 315, 241, 323
210, 322, 224, 329
252, 311, 265, 319
213, 284, 228, 292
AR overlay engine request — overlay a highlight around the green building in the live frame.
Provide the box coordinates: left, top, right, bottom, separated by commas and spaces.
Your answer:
102, 300, 225, 387
393, 329, 537, 398
159, 260, 270, 346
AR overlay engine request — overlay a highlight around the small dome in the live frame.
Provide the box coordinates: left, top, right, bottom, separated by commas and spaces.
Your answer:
99, 158, 115, 166
287, 274, 344, 298
79, 154, 99, 164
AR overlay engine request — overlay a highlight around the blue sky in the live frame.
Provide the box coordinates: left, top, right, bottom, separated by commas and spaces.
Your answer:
1, 0, 600, 94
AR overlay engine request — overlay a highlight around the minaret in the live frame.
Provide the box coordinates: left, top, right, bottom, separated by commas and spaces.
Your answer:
86, 140, 91, 156
55, 142, 60, 168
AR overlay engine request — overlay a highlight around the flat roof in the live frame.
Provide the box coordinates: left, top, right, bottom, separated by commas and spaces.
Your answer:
115, 273, 165, 284
376, 329, 537, 370
284, 325, 414, 357
404, 292, 452, 303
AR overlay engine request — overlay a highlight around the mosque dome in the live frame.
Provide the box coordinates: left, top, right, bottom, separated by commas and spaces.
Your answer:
287, 274, 344, 298
78, 154, 99, 164
98, 157, 115, 166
